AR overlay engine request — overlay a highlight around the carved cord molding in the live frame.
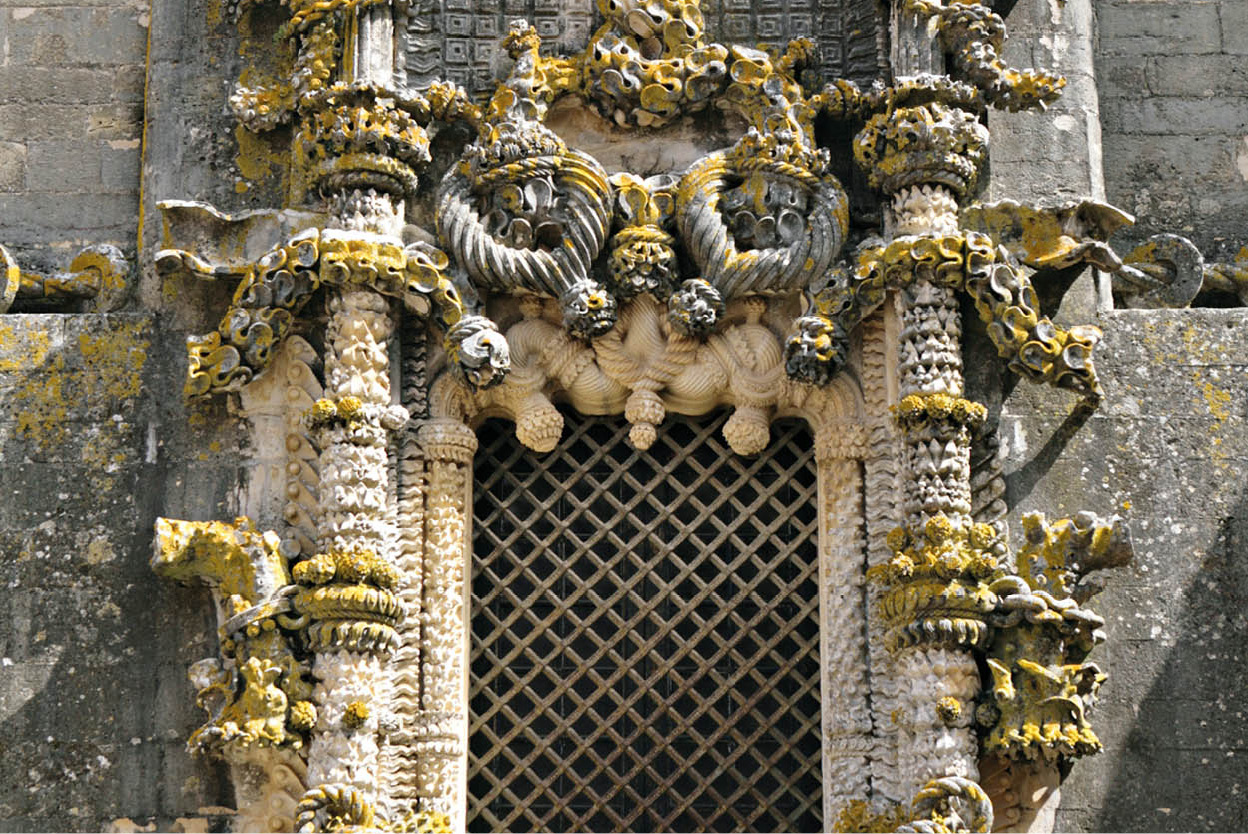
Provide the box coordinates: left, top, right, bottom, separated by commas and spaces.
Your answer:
150, 0, 1136, 831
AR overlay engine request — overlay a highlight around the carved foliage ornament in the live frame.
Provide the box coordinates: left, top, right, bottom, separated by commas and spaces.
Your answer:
158, 230, 508, 396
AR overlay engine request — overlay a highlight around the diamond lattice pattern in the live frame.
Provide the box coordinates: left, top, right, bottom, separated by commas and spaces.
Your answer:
469, 410, 822, 833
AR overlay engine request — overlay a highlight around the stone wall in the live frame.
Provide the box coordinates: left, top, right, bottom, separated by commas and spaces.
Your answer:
981, 4, 1248, 829
0, 313, 242, 830
0, 0, 147, 271
1096, 0, 1248, 260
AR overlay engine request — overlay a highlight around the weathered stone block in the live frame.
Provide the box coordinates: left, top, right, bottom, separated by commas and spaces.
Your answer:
0, 104, 90, 142
0, 140, 26, 192
1147, 54, 1248, 97
1098, 0, 1223, 55
1110, 96, 1248, 137
0, 192, 139, 240
1223, 0, 1248, 54
26, 140, 104, 192
86, 103, 144, 141
5, 6, 147, 68
111, 64, 146, 103
100, 144, 140, 192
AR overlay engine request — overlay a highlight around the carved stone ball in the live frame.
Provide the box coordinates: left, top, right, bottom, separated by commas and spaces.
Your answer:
666, 278, 723, 337
516, 394, 564, 453
289, 700, 317, 732
628, 421, 658, 450
561, 279, 619, 338
723, 405, 770, 456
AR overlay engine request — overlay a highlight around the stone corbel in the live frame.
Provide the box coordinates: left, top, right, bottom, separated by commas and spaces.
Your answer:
152, 517, 314, 832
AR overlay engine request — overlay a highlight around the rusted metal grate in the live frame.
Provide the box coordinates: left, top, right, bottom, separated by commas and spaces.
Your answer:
468, 410, 822, 833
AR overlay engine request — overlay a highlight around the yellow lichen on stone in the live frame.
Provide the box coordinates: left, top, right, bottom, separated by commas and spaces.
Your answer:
831, 799, 907, 833
289, 700, 318, 732
0, 323, 52, 372
936, 695, 961, 725
78, 322, 149, 401
152, 516, 291, 608
342, 700, 370, 729
233, 123, 286, 193
1198, 378, 1231, 422
15, 355, 69, 449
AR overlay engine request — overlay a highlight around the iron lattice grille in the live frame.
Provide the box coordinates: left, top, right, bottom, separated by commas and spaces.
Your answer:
469, 410, 822, 833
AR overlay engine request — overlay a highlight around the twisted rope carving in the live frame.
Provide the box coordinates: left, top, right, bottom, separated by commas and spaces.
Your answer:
436, 149, 611, 300
676, 151, 848, 297
296, 784, 375, 832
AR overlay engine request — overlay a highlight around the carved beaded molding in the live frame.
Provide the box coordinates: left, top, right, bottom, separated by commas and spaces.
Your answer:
149, 0, 1138, 832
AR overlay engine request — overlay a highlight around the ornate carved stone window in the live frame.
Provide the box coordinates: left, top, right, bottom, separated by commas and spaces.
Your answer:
148, 0, 1136, 830
469, 410, 822, 832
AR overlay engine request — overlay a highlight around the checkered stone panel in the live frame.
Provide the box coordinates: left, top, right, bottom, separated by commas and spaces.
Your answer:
468, 410, 822, 833
404, 0, 885, 95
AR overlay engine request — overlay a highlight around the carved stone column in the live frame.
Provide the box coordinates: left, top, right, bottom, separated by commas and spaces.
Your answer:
410, 420, 477, 830
857, 94, 993, 804
380, 322, 431, 819
814, 426, 873, 820
301, 281, 403, 802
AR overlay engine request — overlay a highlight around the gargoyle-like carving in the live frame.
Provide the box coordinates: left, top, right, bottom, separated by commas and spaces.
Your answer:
153, 517, 316, 755
960, 199, 1134, 274
980, 512, 1132, 761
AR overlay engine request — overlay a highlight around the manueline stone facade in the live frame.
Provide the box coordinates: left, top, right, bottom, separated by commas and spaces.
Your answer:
0, 0, 1245, 832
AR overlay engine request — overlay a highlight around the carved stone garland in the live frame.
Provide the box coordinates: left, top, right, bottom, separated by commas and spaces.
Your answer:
149, 0, 1138, 832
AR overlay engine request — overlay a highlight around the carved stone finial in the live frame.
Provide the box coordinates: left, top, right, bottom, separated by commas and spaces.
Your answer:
855, 95, 989, 199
